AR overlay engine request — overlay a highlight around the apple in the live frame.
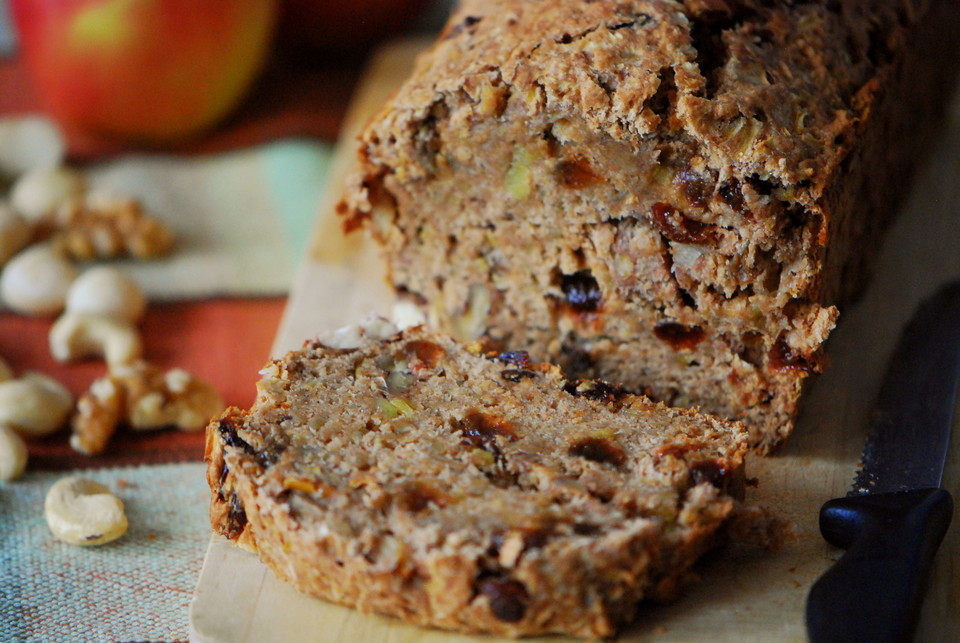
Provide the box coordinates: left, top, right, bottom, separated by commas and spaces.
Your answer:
11, 0, 279, 145
278, 0, 430, 55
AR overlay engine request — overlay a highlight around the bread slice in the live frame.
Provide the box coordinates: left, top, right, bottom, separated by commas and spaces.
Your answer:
342, 0, 960, 450
206, 321, 751, 638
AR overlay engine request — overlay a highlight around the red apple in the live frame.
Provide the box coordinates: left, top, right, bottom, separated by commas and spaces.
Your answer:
11, 0, 279, 144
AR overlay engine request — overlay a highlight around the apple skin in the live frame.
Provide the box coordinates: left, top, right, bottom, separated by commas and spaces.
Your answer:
11, 0, 279, 144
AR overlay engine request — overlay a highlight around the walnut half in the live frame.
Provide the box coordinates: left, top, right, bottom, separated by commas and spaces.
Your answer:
70, 361, 224, 455
51, 192, 174, 261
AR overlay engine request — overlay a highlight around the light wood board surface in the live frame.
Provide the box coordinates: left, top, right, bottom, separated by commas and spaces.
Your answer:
190, 38, 960, 642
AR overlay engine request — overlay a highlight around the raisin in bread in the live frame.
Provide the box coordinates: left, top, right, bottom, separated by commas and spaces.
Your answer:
342, 0, 960, 451
206, 322, 751, 638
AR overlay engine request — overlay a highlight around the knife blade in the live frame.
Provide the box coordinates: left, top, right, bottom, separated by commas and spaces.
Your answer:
805, 281, 960, 643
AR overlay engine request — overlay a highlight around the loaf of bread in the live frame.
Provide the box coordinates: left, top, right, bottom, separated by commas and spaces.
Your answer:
343, 0, 960, 450
206, 321, 751, 638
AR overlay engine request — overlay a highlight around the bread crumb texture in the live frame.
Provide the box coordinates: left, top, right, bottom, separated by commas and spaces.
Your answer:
206, 327, 764, 638
343, 0, 960, 451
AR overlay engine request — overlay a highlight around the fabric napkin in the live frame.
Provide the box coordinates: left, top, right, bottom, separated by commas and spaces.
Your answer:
85, 138, 333, 300
1, 463, 210, 642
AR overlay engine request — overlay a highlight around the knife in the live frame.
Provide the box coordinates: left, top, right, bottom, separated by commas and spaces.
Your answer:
805, 281, 960, 643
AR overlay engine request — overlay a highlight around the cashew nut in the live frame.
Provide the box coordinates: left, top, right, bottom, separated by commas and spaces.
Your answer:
0, 244, 79, 316
0, 424, 28, 481
391, 300, 427, 330
49, 313, 142, 367
316, 316, 400, 350
0, 116, 65, 176
44, 476, 127, 546
0, 201, 33, 267
65, 266, 147, 323
360, 315, 400, 341
0, 372, 73, 437
10, 165, 85, 222
317, 323, 364, 349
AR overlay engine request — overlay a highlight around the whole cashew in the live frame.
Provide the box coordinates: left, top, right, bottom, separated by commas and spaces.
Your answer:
0, 116, 65, 176
44, 476, 128, 546
316, 316, 400, 350
0, 424, 28, 481
49, 313, 142, 367
65, 266, 147, 323
0, 244, 79, 316
0, 372, 73, 437
10, 165, 84, 221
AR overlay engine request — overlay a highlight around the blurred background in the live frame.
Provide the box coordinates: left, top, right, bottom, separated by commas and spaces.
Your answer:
0, 0, 460, 445
0, 4, 459, 640
0, 0, 457, 156
0, 0, 467, 461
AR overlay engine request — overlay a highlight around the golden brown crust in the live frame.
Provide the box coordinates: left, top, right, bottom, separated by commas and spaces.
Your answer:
206, 326, 750, 638
342, 0, 960, 450
205, 407, 258, 552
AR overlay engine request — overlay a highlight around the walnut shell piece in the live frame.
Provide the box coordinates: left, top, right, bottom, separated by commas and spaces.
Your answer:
69, 361, 225, 455
51, 193, 174, 261
70, 377, 124, 456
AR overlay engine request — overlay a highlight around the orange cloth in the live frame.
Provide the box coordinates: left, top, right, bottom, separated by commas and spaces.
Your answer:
0, 46, 363, 469
0, 298, 286, 470
0, 45, 367, 468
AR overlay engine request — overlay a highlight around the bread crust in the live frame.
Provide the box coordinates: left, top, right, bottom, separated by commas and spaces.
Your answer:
343, 0, 960, 450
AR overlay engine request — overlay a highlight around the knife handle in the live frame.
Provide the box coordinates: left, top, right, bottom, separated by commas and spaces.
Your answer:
805, 488, 953, 643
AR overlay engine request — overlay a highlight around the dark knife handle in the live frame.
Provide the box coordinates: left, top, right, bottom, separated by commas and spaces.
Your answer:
806, 488, 953, 643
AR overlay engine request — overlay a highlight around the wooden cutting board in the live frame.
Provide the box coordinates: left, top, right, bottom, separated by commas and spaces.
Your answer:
189, 38, 960, 642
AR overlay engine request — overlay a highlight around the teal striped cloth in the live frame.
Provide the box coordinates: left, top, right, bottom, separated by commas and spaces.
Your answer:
87, 139, 333, 301
1, 463, 210, 642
